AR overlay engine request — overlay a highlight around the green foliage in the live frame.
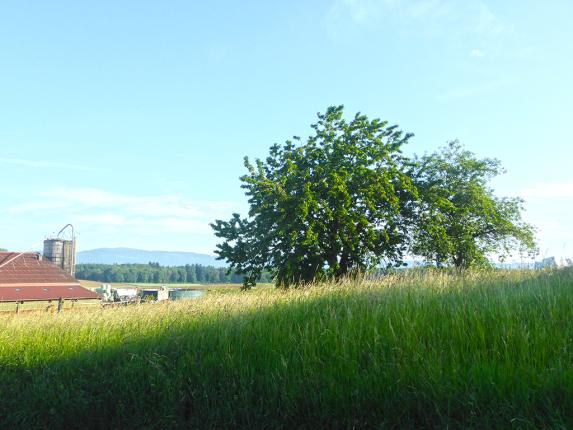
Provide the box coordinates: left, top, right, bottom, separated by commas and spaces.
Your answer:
411, 141, 537, 268
212, 106, 417, 288
75, 263, 273, 284
0, 270, 572, 428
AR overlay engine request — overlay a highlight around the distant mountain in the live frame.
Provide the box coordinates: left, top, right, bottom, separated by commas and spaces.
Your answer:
76, 248, 226, 267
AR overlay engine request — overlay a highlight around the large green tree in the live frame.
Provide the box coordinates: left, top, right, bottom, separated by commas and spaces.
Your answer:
211, 106, 418, 288
411, 141, 536, 269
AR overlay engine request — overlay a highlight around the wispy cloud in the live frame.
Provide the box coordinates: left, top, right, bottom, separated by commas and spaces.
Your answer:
326, 0, 447, 27
521, 182, 573, 199
470, 48, 485, 57
473, 1, 505, 37
37, 188, 205, 218
324, 0, 396, 38
9, 187, 241, 236
204, 43, 229, 64
406, 0, 452, 19
324, 0, 508, 40
0, 157, 92, 171
435, 79, 509, 102
75, 214, 208, 234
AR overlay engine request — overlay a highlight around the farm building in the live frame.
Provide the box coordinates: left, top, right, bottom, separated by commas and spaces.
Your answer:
0, 252, 100, 313
140, 286, 169, 302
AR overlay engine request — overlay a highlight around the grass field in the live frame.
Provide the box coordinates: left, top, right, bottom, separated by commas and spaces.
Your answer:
2, 269, 573, 429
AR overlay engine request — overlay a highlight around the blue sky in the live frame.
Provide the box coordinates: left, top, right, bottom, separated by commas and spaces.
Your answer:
1, 0, 571, 260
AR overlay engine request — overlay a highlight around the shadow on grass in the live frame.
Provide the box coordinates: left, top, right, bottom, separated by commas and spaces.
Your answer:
1, 271, 572, 429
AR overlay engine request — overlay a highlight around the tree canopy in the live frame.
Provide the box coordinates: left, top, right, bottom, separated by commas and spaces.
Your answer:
212, 108, 537, 288
410, 141, 536, 269
211, 106, 418, 288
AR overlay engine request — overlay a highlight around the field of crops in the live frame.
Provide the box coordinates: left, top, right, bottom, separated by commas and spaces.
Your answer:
1, 269, 572, 429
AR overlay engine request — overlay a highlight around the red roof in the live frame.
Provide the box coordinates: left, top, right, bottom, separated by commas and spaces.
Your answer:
0, 252, 78, 286
0, 285, 99, 301
0, 252, 100, 302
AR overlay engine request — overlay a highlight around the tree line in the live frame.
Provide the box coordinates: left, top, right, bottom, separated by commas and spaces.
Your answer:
75, 263, 273, 284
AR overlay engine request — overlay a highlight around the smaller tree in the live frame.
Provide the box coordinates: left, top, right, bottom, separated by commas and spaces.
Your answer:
411, 141, 536, 269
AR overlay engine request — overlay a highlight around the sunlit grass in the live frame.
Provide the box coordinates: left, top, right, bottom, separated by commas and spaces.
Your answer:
1, 269, 572, 429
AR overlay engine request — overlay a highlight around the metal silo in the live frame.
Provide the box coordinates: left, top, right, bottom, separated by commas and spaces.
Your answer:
43, 224, 76, 277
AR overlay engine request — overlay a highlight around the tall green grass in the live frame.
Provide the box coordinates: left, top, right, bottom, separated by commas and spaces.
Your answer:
1, 269, 572, 429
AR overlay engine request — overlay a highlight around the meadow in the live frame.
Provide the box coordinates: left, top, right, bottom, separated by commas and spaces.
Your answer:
1, 269, 572, 429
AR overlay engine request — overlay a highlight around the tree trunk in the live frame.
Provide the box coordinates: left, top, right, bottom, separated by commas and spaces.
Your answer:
335, 254, 349, 280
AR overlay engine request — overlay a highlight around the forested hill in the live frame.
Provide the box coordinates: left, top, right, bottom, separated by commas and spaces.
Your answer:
77, 248, 226, 267
75, 263, 273, 284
